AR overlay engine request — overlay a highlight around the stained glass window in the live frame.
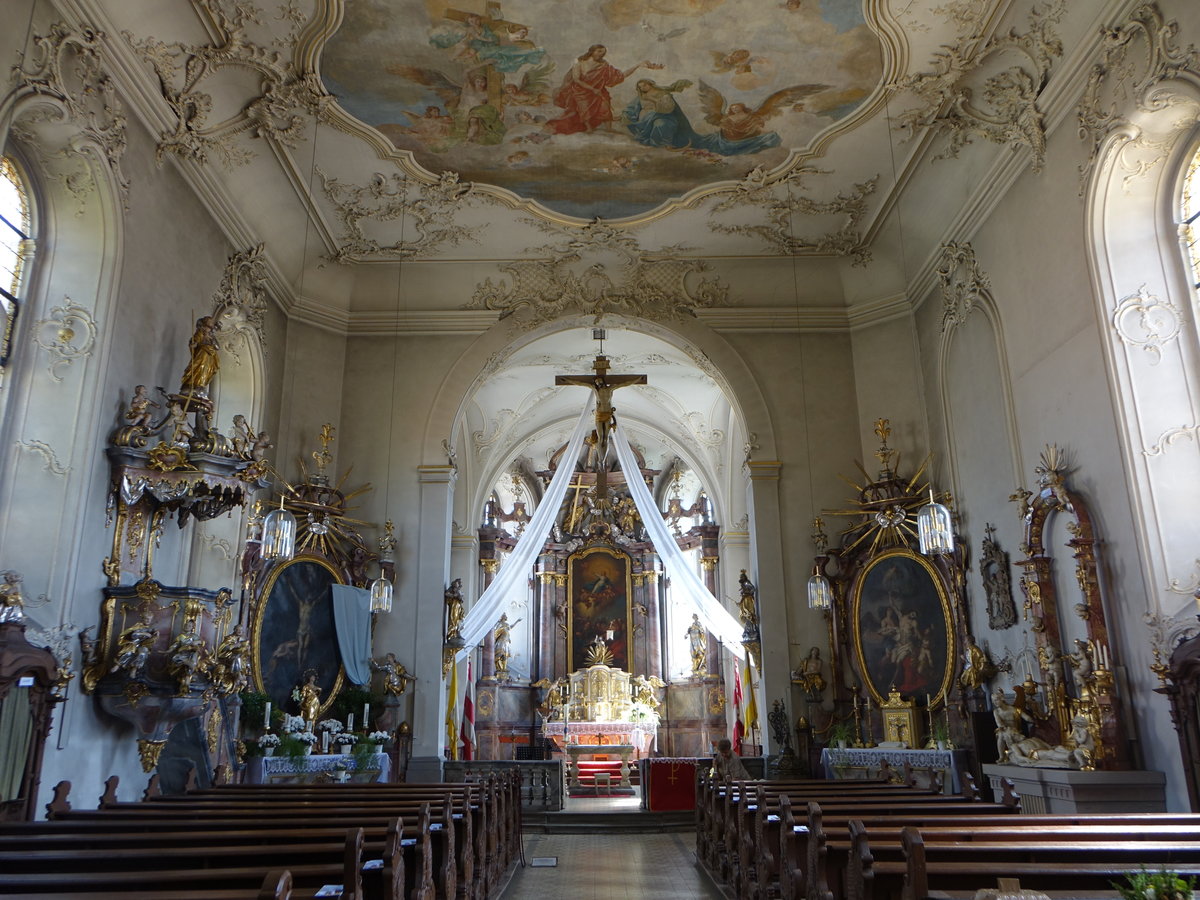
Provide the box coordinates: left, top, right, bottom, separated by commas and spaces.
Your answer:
0, 156, 32, 368
1183, 144, 1200, 290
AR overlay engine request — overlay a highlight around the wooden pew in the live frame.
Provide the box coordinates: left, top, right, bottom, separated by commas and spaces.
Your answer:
0, 869, 293, 900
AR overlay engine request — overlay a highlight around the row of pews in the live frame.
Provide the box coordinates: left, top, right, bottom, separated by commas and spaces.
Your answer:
0, 767, 522, 900
695, 765, 1200, 900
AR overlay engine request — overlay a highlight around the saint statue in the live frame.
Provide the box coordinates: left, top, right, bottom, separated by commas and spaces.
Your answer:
959, 639, 997, 691
686, 613, 707, 677
212, 625, 250, 695
180, 315, 220, 393
792, 646, 826, 701
372, 652, 417, 696
0, 570, 25, 625
298, 672, 321, 724
445, 578, 465, 640
992, 686, 1051, 765
112, 610, 157, 677
737, 570, 759, 627
167, 617, 206, 691
493, 613, 522, 677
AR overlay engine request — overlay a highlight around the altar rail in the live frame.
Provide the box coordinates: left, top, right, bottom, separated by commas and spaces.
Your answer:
443, 760, 564, 811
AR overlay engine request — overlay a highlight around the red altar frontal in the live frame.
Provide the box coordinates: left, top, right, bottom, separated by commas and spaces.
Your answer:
642, 758, 699, 811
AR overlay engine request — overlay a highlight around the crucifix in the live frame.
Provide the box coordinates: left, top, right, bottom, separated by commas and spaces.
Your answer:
556, 334, 646, 508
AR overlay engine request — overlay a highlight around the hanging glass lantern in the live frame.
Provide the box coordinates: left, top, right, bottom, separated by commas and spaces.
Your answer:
807, 566, 833, 610
917, 489, 955, 556
261, 497, 296, 561
370, 574, 393, 614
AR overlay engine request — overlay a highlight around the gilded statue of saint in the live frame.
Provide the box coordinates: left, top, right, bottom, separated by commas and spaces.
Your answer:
687, 613, 707, 676
372, 652, 417, 696
298, 672, 321, 723
180, 315, 220, 393
445, 578, 465, 638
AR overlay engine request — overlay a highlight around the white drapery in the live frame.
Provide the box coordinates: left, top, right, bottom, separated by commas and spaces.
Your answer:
613, 419, 746, 658
454, 395, 596, 659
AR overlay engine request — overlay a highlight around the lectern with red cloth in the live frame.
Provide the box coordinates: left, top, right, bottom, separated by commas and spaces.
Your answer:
645, 758, 697, 811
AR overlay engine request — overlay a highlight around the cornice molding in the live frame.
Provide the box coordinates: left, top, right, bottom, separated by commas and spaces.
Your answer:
694, 307, 848, 333
346, 310, 501, 337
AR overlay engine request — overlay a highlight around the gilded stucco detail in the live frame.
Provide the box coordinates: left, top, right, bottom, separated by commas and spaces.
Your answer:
1077, 3, 1200, 193
123, 0, 328, 168
1112, 284, 1181, 365
708, 166, 876, 264
465, 220, 728, 326
10, 22, 130, 207
317, 169, 480, 262
935, 241, 991, 332
892, 1, 1065, 173
31, 299, 98, 382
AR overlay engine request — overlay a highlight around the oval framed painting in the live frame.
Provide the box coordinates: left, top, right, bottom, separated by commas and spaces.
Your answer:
252, 555, 346, 716
851, 549, 955, 707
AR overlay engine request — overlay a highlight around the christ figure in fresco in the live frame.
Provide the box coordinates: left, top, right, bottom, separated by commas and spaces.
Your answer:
547, 44, 662, 135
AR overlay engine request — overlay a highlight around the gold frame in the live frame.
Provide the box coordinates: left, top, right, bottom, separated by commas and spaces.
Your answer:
851, 548, 956, 707
566, 545, 634, 674
251, 554, 345, 718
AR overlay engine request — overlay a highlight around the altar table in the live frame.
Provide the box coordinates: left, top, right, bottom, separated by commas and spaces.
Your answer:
544, 721, 654, 755
564, 744, 634, 788
247, 751, 390, 784
820, 746, 966, 793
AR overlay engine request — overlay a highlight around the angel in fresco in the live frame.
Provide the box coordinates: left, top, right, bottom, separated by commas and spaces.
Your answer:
697, 80, 828, 144
387, 66, 505, 147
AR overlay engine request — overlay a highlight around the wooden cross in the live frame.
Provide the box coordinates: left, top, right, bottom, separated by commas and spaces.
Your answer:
556, 354, 646, 507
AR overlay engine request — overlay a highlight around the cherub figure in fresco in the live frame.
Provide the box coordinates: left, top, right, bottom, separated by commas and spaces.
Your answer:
547, 45, 662, 135
697, 81, 828, 144
399, 106, 454, 146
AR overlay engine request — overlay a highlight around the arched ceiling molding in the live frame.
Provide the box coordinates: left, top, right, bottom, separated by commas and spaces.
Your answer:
1081, 1, 1200, 623
422, 312, 775, 466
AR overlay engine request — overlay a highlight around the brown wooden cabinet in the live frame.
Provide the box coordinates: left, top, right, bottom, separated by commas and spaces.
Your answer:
0, 620, 59, 821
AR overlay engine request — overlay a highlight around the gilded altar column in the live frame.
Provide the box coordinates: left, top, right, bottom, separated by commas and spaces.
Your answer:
699, 524, 722, 679
410, 464, 457, 782
478, 545, 500, 680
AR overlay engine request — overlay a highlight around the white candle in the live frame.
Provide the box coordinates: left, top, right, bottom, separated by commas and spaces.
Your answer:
363, 703, 370, 727
347, 714, 354, 732
322, 731, 330, 753
264, 701, 271, 728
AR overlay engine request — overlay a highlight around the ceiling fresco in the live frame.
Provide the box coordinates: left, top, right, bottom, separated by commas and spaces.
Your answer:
319, 0, 887, 220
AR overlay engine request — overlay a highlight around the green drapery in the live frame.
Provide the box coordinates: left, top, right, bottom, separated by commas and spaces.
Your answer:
0, 685, 33, 802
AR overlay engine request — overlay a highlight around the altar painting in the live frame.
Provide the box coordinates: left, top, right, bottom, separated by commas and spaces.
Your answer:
851, 549, 954, 706
252, 556, 345, 713
317, 0, 885, 220
568, 546, 633, 672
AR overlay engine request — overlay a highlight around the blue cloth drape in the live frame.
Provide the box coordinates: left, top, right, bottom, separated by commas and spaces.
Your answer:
331, 584, 372, 685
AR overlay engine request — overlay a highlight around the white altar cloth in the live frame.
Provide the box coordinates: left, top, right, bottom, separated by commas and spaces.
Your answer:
820, 746, 966, 793
544, 722, 654, 755
247, 751, 390, 784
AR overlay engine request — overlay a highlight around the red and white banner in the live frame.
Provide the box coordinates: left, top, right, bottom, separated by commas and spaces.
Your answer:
460, 660, 476, 761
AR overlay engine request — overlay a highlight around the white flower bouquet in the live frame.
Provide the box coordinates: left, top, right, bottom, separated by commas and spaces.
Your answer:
318, 718, 344, 733
368, 730, 390, 744
334, 732, 357, 747
281, 714, 307, 734
295, 730, 318, 746
258, 733, 281, 748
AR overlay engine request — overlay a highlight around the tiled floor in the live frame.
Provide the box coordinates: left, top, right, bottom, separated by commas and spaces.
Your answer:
504, 831, 724, 899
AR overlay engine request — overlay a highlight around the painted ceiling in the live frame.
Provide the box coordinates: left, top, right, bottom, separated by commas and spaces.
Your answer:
319, 0, 887, 220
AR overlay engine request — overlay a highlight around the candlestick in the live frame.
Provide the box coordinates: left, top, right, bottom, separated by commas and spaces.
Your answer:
264, 701, 271, 728
347, 713, 354, 732
363, 703, 370, 727
321, 731, 330, 753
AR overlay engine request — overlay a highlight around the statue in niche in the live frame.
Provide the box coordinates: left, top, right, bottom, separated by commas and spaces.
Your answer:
687, 613, 707, 676
1068, 638, 1096, 701
980, 524, 1017, 629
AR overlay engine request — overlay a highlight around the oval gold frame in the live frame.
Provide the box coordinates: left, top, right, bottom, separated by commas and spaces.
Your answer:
851, 548, 955, 707
252, 554, 346, 719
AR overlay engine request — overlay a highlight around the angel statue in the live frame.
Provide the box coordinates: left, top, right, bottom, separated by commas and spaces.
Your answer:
112, 609, 157, 678
372, 652, 417, 696
0, 569, 25, 624
167, 617, 207, 692
211, 625, 250, 695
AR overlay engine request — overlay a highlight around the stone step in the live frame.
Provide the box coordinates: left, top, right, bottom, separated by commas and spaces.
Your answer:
523, 811, 694, 834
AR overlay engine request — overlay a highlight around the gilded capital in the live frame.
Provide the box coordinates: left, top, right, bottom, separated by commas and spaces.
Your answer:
700, 556, 718, 572
481, 558, 500, 575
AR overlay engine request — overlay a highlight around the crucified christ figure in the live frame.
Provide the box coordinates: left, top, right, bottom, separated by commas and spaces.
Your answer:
556, 353, 646, 507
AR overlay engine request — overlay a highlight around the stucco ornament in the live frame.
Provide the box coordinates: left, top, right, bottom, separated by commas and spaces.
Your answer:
709, 166, 876, 264
210, 244, 271, 351
317, 169, 480, 263
31, 299, 97, 382
936, 241, 992, 332
892, 1, 1065, 173
1111, 284, 1181, 365
1142, 424, 1200, 459
9, 21, 130, 208
123, 0, 329, 168
14, 439, 71, 477
465, 220, 728, 326
1077, 3, 1200, 193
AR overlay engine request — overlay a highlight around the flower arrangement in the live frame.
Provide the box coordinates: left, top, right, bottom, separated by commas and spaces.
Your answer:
258, 733, 281, 748
1116, 868, 1196, 900
629, 700, 660, 727
281, 714, 307, 734
294, 730, 318, 746
318, 719, 344, 734
334, 732, 358, 747
368, 730, 390, 745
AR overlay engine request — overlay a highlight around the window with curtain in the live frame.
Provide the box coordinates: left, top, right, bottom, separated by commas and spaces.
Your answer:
0, 155, 33, 369
1183, 143, 1200, 291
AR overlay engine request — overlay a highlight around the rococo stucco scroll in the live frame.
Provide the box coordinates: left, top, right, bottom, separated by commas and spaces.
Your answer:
1077, 3, 1200, 193
708, 166, 876, 265
211, 244, 271, 349
9, 21, 130, 208
892, 1, 1065, 173
123, 0, 329, 168
1111, 284, 1181, 365
464, 220, 729, 326
31, 298, 98, 382
316, 169, 480, 262
936, 240, 992, 332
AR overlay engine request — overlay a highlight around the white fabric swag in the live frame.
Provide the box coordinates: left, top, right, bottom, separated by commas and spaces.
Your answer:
613, 419, 746, 658
454, 395, 596, 659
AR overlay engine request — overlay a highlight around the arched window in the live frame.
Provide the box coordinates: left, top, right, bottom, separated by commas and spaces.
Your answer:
0, 155, 32, 368
1183, 143, 1200, 291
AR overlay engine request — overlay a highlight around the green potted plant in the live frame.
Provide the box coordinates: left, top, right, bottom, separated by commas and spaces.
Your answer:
1115, 867, 1196, 900
828, 721, 853, 749
930, 721, 952, 750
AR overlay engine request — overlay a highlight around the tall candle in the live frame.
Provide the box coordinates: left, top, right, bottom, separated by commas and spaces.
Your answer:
321, 731, 330, 753
347, 714, 354, 732
363, 703, 370, 727
264, 701, 271, 728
